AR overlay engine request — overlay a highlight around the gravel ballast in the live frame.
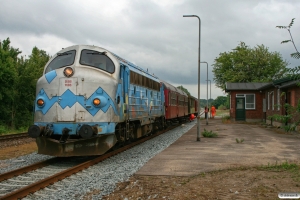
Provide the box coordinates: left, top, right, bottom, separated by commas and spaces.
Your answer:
1, 121, 196, 200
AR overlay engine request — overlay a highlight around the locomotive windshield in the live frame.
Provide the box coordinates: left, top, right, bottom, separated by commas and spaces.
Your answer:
80, 49, 115, 74
45, 50, 76, 74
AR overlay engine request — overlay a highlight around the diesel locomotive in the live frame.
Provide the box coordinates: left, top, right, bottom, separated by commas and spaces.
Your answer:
28, 45, 198, 156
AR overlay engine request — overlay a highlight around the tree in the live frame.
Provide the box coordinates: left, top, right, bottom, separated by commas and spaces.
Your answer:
211, 96, 228, 109
276, 18, 300, 59
177, 85, 191, 96
0, 38, 50, 130
212, 42, 288, 90
0, 38, 21, 128
14, 47, 50, 128
276, 18, 300, 79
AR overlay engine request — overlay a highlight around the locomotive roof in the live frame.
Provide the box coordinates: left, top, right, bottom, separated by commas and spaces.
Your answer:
160, 80, 188, 96
112, 53, 160, 82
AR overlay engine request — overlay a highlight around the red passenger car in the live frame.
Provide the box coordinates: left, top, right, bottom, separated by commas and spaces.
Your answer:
161, 81, 189, 123
188, 96, 198, 118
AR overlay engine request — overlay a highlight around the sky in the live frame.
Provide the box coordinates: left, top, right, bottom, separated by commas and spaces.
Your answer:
0, 0, 299, 99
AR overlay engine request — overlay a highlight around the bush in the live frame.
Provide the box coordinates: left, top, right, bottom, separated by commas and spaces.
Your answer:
202, 129, 218, 137
218, 105, 227, 110
0, 125, 8, 135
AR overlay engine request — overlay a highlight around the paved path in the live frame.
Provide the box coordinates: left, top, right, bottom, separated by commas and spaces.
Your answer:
136, 119, 300, 176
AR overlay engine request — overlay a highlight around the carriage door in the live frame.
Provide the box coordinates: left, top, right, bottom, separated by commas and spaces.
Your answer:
235, 97, 245, 121
57, 78, 78, 121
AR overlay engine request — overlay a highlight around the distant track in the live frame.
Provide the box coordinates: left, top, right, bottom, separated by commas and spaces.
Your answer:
0, 132, 29, 142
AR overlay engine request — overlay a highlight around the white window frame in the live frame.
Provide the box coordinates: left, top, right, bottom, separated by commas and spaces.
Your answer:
235, 94, 255, 110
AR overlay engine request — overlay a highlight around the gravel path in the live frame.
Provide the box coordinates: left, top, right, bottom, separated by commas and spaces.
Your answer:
0, 121, 195, 200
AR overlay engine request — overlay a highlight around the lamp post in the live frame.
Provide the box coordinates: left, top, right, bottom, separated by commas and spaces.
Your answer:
200, 62, 208, 125
183, 14, 201, 141
206, 80, 211, 118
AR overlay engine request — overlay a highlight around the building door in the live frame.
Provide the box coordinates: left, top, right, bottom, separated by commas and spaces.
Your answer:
235, 98, 245, 121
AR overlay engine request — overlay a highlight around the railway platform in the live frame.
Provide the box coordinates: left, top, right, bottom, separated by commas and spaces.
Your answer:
136, 118, 300, 176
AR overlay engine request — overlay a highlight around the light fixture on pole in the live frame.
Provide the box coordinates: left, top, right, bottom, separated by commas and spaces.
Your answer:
201, 62, 208, 125
183, 14, 201, 141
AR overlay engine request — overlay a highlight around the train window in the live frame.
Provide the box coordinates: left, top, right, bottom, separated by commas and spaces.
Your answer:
80, 49, 115, 74
136, 73, 139, 84
45, 50, 76, 74
142, 76, 147, 87
138, 74, 143, 85
134, 72, 138, 84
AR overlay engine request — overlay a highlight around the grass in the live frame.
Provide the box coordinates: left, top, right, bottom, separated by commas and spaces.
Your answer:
215, 109, 229, 117
0, 125, 27, 135
257, 161, 300, 182
202, 128, 218, 138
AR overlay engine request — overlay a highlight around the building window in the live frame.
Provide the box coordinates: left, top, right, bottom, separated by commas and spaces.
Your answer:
235, 94, 255, 109
245, 94, 255, 109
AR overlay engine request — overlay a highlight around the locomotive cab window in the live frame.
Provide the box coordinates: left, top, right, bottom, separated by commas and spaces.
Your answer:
45, 50, 76, 74
80, 49, 115, 74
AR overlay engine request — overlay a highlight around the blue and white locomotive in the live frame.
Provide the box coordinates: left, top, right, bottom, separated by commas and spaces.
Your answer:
28, 45, 165, 156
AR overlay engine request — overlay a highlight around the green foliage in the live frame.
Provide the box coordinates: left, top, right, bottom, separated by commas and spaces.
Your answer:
276, 18, 300, 59
0, 38, 21, 128
212, 42, 288, 90
218, 105, 226, 110
14, 47, 50, 128
0, 38, 50, 130
259, 160, 298, 171
221, 115, 230, 123
235, 138, 244, 143
0, 125, 7, 135
202, 128, 218, 138
273, 19, 300, 133
212, 96, 229, 109
177, 85, 191, 96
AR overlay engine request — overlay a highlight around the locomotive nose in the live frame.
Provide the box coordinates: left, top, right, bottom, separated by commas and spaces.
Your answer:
28, 125, 43, 138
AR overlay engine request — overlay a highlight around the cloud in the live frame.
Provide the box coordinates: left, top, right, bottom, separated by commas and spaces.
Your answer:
0, 0, 299, 99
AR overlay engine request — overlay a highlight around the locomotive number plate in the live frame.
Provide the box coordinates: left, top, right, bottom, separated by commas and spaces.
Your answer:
65, 79, 72, 86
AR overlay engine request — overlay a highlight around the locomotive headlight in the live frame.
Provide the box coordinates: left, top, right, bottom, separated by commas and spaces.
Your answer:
63, 67, 74, 77
93, 98, 101, 106
37, 99, 45, 107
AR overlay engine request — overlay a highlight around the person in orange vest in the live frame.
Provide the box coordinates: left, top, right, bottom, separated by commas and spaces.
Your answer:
211, 105, 216, 119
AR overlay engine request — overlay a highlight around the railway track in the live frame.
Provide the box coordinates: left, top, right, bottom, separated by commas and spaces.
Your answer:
0, 132, 29, 142
0, 124, 181, 199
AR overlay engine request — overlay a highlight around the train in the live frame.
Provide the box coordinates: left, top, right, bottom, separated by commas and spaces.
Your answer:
28, 45, 198, 156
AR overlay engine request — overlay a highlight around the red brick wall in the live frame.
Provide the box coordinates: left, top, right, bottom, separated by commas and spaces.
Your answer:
229, 90, 264, 121
265, 86, 300, 125
286, 86, 300, 124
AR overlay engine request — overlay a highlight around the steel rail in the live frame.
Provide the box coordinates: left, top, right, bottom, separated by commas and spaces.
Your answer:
0, 157, 59, 182
0, 132, 29, 141
1, 124, 182, 199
